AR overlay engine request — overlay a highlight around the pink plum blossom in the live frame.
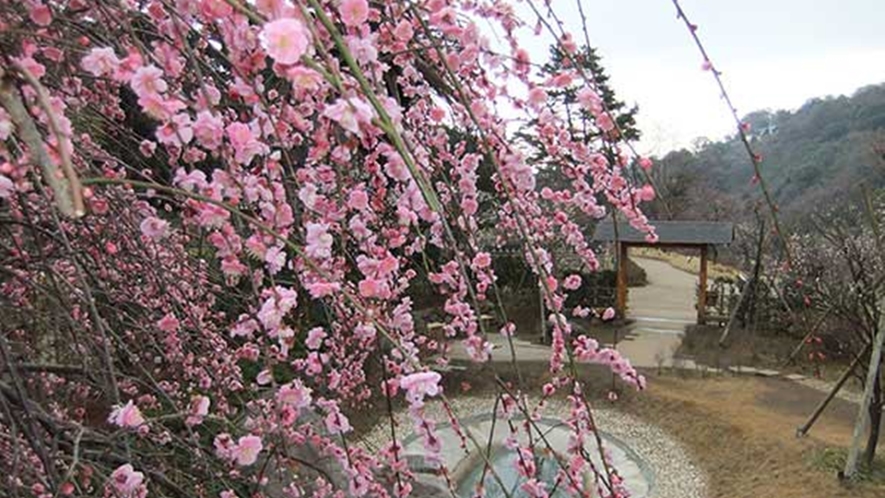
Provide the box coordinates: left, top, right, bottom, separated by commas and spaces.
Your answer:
173, 168, 208, 192
139, 216, 168, 240
137, 94, 183, 121
471, 252, 492, 269
257, 286, 298, 331
200, 0, 233, 18
155, 113, 194, 147
29, 3, 52, 26
638, 184, 656, 202
186, 395, 210, 426
305, 327, 326, 349
521, 478, 547, 497
358, 278, 391, 299
264, 245, 286, 274
276, 380, 312, 410
1, 2, 666, 495
191, 395, 210, 417
528, 87, 547, 108
0, 174, 14, 198
399, 371, 442, 405
130, 65, 168, 97
393, 19, 413, 41
596, 113, 615, 132
286, 66, 323, 90
232, 435, 263, 466
109, 464, 147, 498
81, 47, 119, 77
576, 87, 602, 113
339, 0, 369, 27
602, 307, 616, 321
347, 189, 369, 210
323, 405, 352, 434
260, 18, 311, 65
563, 274, 582, 290
306, 280, 342, 298
305, 222, 333, 259
192, 110, 224, 149
500, 322, 516, 337
323, 97, 374, 134
108, 400, 145, 428
156, 313, 180, 332
226, 122, 268, 164
256, 369, 273, 385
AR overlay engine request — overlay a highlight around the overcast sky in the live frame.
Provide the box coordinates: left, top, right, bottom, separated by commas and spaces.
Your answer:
506, 0, 885, 155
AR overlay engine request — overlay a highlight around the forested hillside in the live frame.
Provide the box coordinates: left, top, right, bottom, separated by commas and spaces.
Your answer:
650, 83, 885, 224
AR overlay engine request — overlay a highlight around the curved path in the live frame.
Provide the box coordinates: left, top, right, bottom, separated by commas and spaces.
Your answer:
447, 256, 700, 367
616, 256, 698, 368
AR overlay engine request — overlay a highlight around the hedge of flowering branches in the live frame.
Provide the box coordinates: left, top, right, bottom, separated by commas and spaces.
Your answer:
0, 1, 657, 497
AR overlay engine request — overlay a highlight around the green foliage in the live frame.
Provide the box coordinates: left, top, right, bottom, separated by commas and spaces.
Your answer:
562, 270, 617, 310
491, 246, 533, 291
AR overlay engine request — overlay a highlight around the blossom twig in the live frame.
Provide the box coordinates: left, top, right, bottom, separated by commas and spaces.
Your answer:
0, 64, 84, 217
669, 0, 792, 265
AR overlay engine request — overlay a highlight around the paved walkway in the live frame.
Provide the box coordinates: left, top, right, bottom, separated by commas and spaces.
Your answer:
615, 257, 697, 368
446, 256, 870, 411
448, 257, 700, 367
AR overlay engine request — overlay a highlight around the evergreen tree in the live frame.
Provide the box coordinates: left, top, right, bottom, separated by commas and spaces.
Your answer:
518, 44, 641, 190
542, 44, 641, 144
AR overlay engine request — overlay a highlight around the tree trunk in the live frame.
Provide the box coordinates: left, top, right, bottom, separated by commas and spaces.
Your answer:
742, 214, 765, 328
863, 369, 882, 467
844, 302, 885, 479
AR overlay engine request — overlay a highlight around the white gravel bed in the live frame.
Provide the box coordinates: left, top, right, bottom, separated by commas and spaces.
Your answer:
357, 396, 707, 498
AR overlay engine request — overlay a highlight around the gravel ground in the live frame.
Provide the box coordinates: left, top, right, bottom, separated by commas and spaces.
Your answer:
585, 403, 708, 498
358, 396, 707, 498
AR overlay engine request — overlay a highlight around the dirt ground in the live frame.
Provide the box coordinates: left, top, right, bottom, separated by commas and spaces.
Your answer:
625, 373, 885, 498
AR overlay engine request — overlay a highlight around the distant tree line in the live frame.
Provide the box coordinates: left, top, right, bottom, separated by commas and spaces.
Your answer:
646, 83, 885, 226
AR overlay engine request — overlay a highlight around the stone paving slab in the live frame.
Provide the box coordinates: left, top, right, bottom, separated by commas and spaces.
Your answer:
727, 365, 759, 374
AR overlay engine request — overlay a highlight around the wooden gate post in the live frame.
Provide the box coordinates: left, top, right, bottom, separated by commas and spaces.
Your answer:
616, 242, 628, 318
697, 245, 708, 325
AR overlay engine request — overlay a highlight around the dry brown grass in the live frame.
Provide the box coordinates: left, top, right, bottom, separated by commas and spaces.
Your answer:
631, 247, 741, 280
626, 375, 884, 498
678, 324, 868, 394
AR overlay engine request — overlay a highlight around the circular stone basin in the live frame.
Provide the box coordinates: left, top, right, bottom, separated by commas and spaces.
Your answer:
454, 444, 566, 497
400, 414, 651, 498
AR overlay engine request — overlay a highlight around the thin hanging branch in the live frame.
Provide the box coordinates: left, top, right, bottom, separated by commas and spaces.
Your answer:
0, 63, 84, 218
668, 0, 791, 266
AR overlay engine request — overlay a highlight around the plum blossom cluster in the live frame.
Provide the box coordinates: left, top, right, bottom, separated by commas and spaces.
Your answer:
0, 1, 658, 497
